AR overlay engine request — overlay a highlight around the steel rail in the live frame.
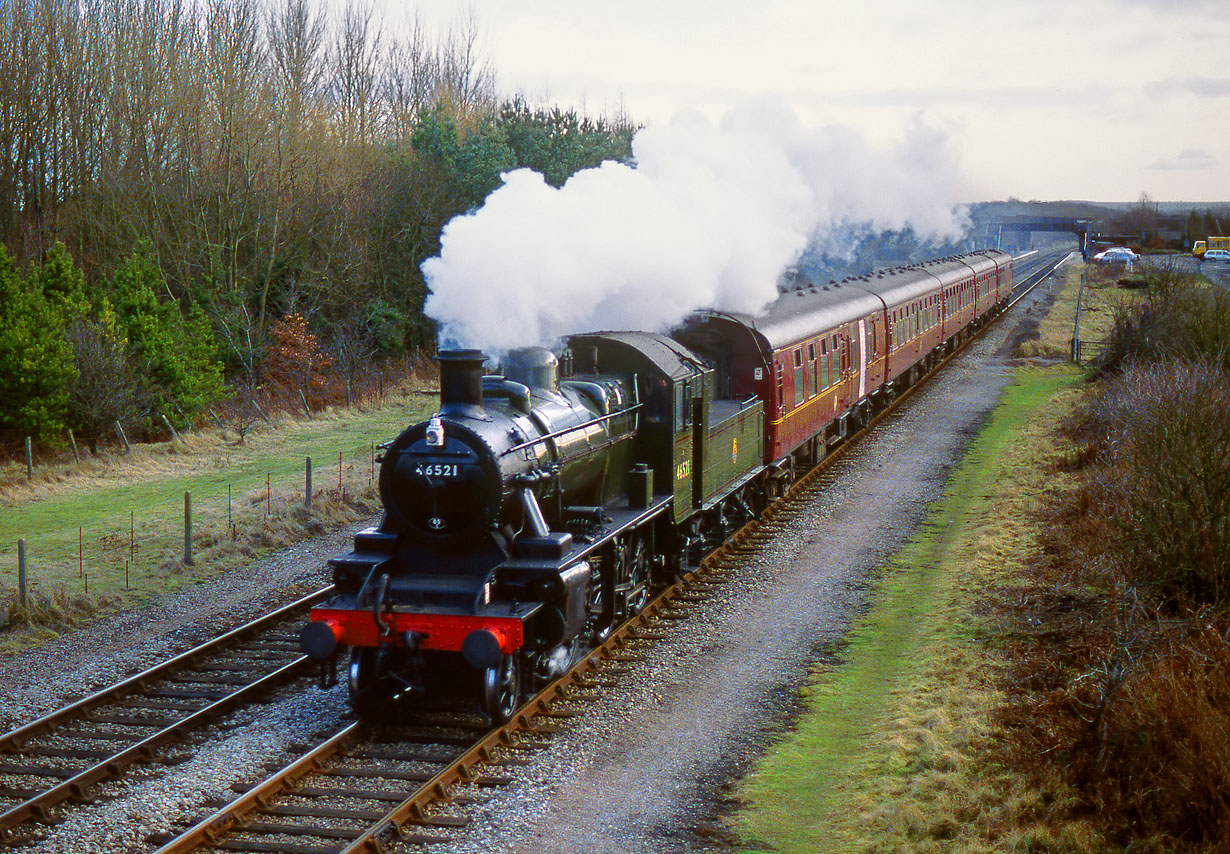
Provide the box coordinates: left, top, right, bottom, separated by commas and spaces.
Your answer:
0, 587, 333, 753
0, 586, 334, 833
149, 722, 367, 853
0, 658, 312, 830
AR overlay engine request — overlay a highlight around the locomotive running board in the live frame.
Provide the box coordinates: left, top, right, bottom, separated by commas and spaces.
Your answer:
498, 494, 674, 573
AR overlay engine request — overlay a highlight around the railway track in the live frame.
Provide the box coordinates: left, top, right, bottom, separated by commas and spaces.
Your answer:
148, 576, 730, 853
0, 252, 1067, 850
143, 251, 1072, 854
0, 587, 333, 843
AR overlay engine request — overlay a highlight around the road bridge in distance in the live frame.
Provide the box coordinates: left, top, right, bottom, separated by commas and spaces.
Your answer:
984, 217, 1097, 256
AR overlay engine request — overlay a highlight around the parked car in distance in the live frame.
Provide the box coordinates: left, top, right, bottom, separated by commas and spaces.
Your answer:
1202, 249, 1230, 263
1093, 247, 1140, 265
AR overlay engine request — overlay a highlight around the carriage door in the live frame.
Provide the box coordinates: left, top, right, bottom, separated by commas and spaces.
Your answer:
841, 333, 852, 403
672, 378, 695, 513
857, 319, 868, 399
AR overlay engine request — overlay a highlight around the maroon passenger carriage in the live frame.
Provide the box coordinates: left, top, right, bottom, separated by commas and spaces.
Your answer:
676, 250, 1013, 475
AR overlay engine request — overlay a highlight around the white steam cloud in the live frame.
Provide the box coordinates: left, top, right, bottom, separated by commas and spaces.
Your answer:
422, 103, 969, 354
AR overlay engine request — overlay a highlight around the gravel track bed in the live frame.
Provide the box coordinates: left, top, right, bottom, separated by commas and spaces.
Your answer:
0, 529, 359, 851
0, 275, 1060, 853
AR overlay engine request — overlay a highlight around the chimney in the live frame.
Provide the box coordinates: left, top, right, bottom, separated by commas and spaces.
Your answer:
436, 350, 487, 418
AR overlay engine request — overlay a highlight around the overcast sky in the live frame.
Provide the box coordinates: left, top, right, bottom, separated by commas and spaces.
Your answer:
395, 0, 1228, 204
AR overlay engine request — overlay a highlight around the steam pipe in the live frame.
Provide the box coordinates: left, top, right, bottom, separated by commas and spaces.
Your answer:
518, 488, 551, 538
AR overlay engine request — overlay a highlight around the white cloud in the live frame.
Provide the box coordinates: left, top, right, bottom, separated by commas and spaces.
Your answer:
1148, 150, 1216, 171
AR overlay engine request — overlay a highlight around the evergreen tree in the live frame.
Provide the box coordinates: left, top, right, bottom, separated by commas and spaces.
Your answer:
110, 246, 227, 427
498, 98, 636, 186
27, 241, 91, 321
410, 104, 514, 207
0, 246, 76, 440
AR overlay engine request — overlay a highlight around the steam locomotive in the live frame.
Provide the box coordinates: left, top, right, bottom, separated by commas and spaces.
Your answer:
300, 251, 1014, 721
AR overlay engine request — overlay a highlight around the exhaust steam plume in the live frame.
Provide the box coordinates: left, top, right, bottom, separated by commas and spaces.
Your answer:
422, 104, 969, 355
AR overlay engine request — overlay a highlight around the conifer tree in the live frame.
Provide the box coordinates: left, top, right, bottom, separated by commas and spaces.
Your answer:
0, 246, 76, 440
110, 246, 227, 427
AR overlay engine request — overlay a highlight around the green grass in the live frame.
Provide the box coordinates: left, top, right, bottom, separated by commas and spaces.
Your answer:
735, 365, 1086, 854
0, 395, 436, 616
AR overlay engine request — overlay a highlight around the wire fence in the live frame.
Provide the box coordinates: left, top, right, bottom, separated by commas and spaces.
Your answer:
1, 442, 384, 607
0, 354, 441, 614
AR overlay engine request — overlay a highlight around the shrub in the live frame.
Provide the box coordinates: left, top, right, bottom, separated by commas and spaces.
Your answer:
1097, 272, 1230, 374
1083, 360, 1230, 606
1081, 622, 1230, 848
263, 313, 333, 403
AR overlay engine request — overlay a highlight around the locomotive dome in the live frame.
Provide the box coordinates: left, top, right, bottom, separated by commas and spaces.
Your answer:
501, 346, 560, 392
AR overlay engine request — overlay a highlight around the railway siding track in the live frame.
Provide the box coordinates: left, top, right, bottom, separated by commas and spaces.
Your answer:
145, 253, 1070, 854
0, 587, 333, 842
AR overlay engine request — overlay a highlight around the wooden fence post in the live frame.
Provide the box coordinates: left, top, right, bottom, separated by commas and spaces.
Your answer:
305, 457, 313, 509
67, 429, 80, 463
24, 437, 32, 479
183, 492, 193, 565
299, 389, 312, 418
115, 421, 131, 453
160, 413, 181, 442
17, 539, 27, 610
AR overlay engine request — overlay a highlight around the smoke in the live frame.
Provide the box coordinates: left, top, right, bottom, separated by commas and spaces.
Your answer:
422, 104, 970, 354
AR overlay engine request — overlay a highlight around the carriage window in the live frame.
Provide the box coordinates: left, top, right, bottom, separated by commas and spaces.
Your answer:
808, 344, 818, 397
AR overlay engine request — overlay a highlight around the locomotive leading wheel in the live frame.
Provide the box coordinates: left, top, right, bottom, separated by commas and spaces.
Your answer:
482, 654, 521, 724
348, 646, 397, 714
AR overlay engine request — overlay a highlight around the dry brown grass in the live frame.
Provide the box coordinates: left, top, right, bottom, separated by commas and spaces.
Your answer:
994, 315, 1230, 851
1017, 263, 1144, 361
0, 583, 123, 652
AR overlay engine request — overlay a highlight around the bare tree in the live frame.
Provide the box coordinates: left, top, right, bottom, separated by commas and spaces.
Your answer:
259, 0, 329, 332
382, 12, 435, 140
438, 9, 495, 117
332, 2, 382, 147
66, 316, 137, 451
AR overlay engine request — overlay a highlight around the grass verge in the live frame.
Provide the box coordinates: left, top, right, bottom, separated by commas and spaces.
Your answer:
734, 363, 1093, 853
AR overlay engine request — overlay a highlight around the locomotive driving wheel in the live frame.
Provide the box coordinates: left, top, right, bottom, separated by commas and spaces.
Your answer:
624, 534, 650, 616
586, 559, 614, 644
481, 653, 522, 724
